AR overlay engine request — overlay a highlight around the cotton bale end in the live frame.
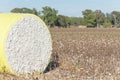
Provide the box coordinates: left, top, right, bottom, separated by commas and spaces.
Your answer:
0, 13, 52, 74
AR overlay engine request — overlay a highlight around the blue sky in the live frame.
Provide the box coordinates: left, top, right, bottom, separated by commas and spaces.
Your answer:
0, 0, 120, 17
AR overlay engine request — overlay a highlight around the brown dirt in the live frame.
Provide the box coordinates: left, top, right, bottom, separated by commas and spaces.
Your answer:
0, 28, 120, 80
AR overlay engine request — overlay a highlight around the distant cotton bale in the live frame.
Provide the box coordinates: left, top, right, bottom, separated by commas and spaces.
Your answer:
0, 13, 52, 74
78, 25, 87, 28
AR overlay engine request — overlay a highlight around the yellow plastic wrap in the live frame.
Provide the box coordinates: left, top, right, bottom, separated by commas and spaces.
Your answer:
0, 13, 52, 74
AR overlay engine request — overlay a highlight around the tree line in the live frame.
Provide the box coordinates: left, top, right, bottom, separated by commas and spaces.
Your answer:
11, 6, 120, 28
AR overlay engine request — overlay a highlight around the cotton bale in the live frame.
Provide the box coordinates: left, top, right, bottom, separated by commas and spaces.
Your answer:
0, 13, 52, 74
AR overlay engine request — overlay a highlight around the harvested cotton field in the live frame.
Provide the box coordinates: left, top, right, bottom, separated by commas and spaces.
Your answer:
1, 28, 120, 80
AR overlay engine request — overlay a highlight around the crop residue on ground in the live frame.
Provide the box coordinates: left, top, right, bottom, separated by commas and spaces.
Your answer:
1, 28, 120, 80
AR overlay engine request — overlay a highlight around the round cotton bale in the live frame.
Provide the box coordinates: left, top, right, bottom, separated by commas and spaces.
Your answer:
0, 13, 52, 74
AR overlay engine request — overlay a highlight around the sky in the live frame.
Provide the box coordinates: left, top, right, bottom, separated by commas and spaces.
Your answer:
0, 0, 120, 17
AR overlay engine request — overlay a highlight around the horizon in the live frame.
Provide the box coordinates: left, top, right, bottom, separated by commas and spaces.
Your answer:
0, 0, 120, 17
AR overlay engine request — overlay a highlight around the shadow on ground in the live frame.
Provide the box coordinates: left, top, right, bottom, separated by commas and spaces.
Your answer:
44, 52, 59, 73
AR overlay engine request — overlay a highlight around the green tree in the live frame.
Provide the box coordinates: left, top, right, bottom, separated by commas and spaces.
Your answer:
103, 21, 112, 28
70, 17, 82, 26
104, 13, 113, 27
111, 11, 120, 27
42, 6, 58, 27
56, 15, 67, 27
64, 16, 72, 27
82, 9, 96, 27
11, 8, 33, 14
94, 10, 105, 28
56, 15, 82, 28
32, 8, 38, 16
11, 8, 39, 16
